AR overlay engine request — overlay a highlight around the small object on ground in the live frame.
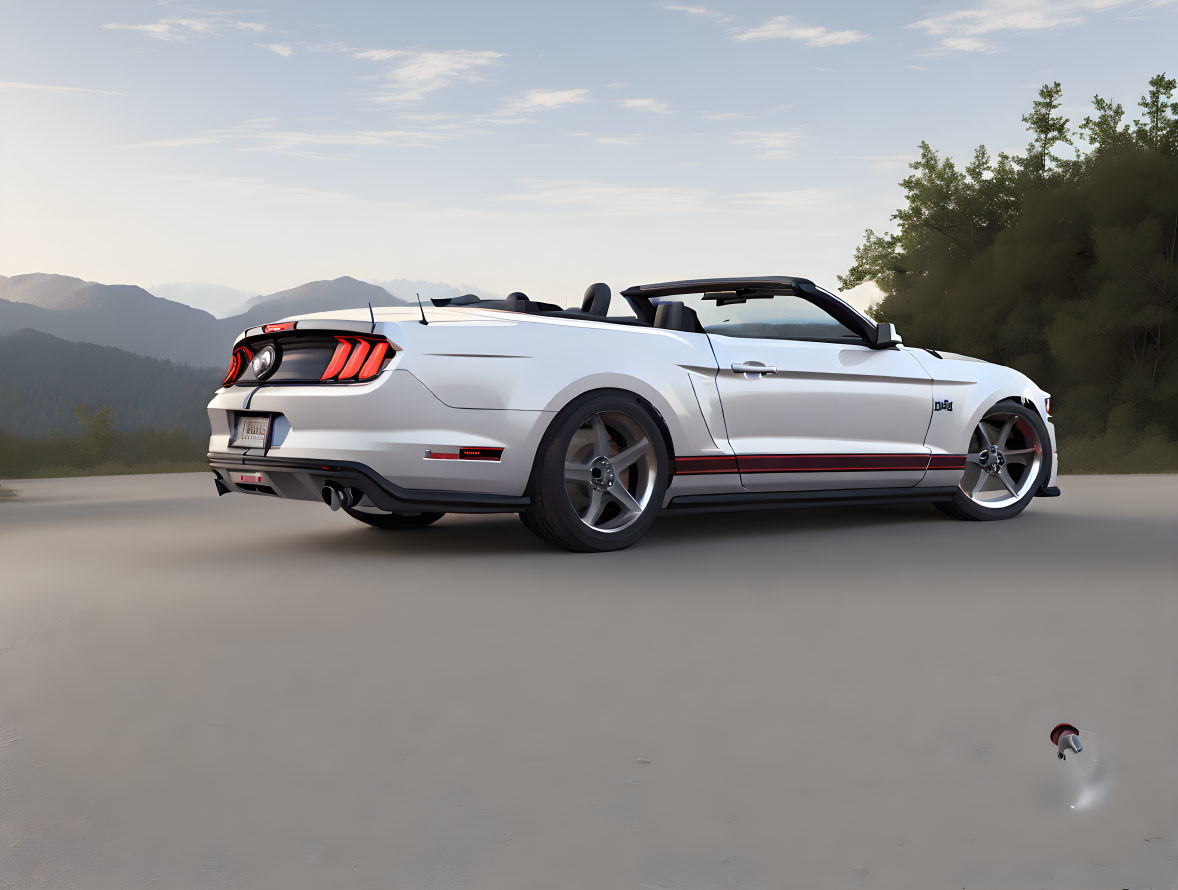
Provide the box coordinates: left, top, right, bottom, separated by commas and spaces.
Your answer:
1051, 723, 1083, 760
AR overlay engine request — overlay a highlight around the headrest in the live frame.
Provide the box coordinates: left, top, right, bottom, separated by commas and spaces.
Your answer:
505, 292, 531, 312
652, 301, 702, 333
580, 283, 611, 316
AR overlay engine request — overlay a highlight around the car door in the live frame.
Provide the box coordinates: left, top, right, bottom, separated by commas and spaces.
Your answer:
697, 294, 934, 491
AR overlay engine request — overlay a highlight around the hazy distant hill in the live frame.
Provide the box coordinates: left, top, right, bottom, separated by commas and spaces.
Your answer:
230, 276, 407, 325
0, 273, 95, 310
0, 273, 220, 366
150, 281, 256, 318
0, 329, 220, 437
372, 278, 479, 302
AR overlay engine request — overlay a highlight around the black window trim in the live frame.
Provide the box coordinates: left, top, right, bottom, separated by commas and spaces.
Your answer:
630, 277, 874, 347
619, 276, 877, 343
705, 331, 875, 348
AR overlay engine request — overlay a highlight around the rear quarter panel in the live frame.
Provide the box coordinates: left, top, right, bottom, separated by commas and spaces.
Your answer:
388, 314, 727, 464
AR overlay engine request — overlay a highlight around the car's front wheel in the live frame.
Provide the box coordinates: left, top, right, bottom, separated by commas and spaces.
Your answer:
344, 506, 445, 530
522, 392, 669, 552
937, 399, 1050, 521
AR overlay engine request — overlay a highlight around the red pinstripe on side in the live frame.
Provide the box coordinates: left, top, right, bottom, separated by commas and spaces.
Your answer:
675, 453, 969, 476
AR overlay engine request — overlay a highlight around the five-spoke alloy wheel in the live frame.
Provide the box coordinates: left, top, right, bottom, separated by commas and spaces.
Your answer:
938, 399, 1050, 521
522, 392, 669, 551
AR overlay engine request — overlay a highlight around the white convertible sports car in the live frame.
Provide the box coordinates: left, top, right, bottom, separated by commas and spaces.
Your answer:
207, 277, 1059, 551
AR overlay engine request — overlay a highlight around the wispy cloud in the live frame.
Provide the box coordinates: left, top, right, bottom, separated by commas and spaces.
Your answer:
166, 174, 494, 222
841, 154, 918, 162
840, 153, 918, 170
660, 4, 734, 23
504, 88, 591, 113
733, 15, 869, 47
132, 135, 222, 148
356, 48, 506, 103
101, 13, 266, 42
132, 119, 446, 157
729, 189, 841, 210
256, 43, 293, 57
908, 0, 1145, 54
501, 179, 712, 215
620, 97, 670, 113
701, 110, 753, 120
0, 80, 124, 96
500, 178, 837, 215
594, 135, 646, 145
728, 129, 807, 160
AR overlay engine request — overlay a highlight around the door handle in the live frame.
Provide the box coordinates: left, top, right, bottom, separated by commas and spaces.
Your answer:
731, 362, 778, 377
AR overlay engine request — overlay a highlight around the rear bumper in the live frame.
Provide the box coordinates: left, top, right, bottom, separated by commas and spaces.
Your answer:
207, 369, 552, 497
208, 452, 530, 514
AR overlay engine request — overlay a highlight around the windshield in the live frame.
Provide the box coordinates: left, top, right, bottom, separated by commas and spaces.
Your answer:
651, 292, 864, 342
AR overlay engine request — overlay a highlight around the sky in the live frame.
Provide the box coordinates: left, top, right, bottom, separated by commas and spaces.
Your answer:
2, 0, 1176, 309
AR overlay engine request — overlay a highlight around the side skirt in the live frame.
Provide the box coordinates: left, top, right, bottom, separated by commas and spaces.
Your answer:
663, 486, 959, 516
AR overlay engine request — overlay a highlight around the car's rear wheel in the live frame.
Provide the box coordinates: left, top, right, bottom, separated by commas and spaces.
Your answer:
522, 392, 669, 552
344, 506, 445, 530
937, 399, 1049, 521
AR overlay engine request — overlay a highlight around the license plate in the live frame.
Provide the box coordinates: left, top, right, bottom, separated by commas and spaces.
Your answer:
233, 415, 270, 447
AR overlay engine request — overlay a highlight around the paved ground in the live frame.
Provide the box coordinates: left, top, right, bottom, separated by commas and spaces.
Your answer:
0, 473, 1176, 889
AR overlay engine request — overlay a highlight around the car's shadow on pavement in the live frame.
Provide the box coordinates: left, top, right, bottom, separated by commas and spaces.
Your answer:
235, 503, 956, 561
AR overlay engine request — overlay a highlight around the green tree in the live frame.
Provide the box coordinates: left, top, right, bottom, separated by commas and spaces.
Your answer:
73, 403, 115, 466
1134, 73, 1178, 154
842, 75, 1178, 470
1020, 81, 1074, 178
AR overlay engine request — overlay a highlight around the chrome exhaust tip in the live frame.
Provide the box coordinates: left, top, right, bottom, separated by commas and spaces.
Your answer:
321, 484, 358, 511
322, 484, 344, 511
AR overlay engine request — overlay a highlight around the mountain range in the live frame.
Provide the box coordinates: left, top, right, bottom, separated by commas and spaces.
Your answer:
0, 273, 417, 368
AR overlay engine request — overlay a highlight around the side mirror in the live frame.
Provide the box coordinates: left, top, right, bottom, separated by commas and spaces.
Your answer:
870, 322, 903, 348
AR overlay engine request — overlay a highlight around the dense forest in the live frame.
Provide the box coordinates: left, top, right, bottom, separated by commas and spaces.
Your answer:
0, 330, 213, 478
0, 404, 206, 478
841, 75, 1178, 471
0, 329, 220, 437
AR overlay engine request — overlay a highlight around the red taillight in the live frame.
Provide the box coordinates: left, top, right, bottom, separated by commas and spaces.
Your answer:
358, 341, 389, 380
319, 337, 393, 382
221, 346, 252, 387
320, 340, 351, 381
264, 322, 296, 333
339, 340, 371, 379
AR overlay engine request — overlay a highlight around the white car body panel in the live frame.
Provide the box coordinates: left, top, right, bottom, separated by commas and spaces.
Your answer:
207, 280, 1058, 515
707, 334, 935, 491
907, 349, 1058, 490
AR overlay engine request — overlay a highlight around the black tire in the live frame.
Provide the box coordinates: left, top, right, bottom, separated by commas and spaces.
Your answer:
522, 391, 670, 552
343, 506, 445, 530
936, 399, 1051, 521
516, 508, 545, 538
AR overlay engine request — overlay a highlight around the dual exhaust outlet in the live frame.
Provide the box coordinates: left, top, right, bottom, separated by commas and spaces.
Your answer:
321, 483, 361, 511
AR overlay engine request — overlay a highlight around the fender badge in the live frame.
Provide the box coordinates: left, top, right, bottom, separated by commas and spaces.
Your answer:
934, 399, 953, 412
